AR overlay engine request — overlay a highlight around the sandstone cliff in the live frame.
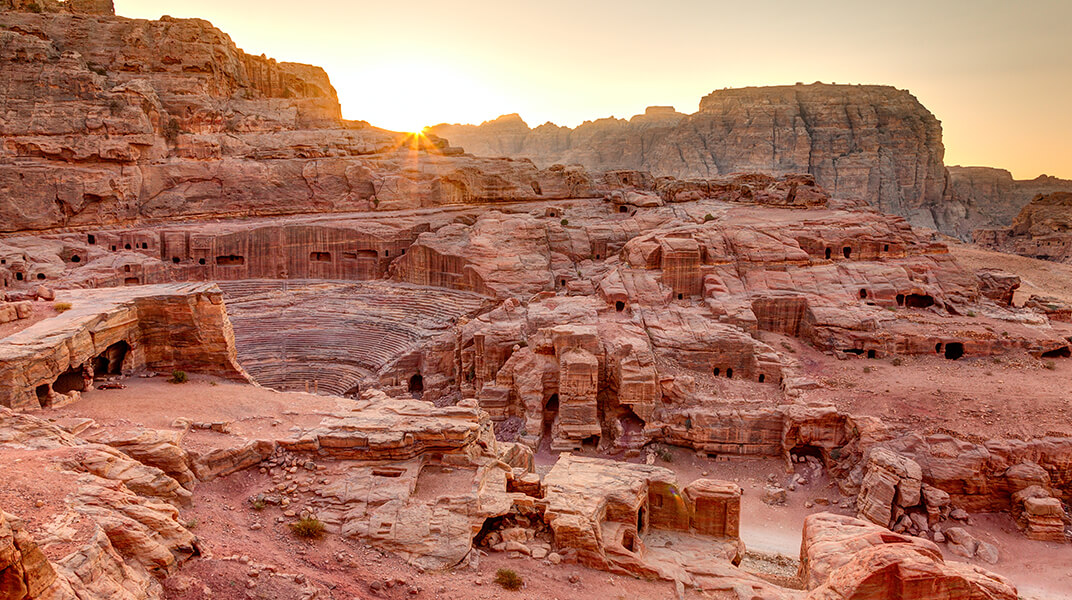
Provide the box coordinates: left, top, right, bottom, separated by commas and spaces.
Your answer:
973, 192, 1072, 263
949, 166, 1072, 229
429, 84, 977, 233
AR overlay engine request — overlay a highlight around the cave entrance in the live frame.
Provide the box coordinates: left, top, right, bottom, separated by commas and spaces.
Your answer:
896, 294, 905, 306
310, 252, 332, 262
581, 435, 600, 449
53, 366, 86, 395
843, 247, 852, 259
904, 294, 934, 308
790, 444, 825, 462
1041, 347, 1071, 359
543, 394, 560, 442
408, 374, 424, 394
35, 384, 50, 408
867, 349, 877, 359
944, 342, 965, 360
859, 288, 868, 299
216, 255, 245, 266
615, 301, 625, 312
344, 384, 361, 398
725, 367, 733, 379
619, 205, 629, 214
636, 506, 647, 536
92, 341, 129, 377
825, 248, 832, 260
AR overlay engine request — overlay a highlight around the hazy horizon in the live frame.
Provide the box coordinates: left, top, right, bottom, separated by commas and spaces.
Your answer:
114, 0, 1072, 180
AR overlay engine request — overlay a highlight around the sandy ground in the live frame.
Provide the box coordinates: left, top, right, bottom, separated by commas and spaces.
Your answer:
762, 332, 1072, 441
949, 243, 1072, 305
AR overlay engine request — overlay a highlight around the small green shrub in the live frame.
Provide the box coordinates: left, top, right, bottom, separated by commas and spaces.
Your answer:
1044, 361, 1056, 371
560, 218, 569, 227
183, 518, 197, 529
88, 64, 107, 76
289, 517, 326, 539
27, 2, 43, 13
169, 370, 188, 384
863, 366, 872, 374
657, 447, 674, 463
891, 357, 903, 367
251, 499, 266, 511
53, 302, 72, 313
494, 568, 523, 591
704, 213, 714, 222
966, 311, 977, 318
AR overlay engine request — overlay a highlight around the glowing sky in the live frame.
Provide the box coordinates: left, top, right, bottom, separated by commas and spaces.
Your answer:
113, 0, 1072, 179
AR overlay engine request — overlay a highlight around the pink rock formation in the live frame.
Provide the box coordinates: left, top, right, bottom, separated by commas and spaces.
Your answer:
973, 192, 1072, 264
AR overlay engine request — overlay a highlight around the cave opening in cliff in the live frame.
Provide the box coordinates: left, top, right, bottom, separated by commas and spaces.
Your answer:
677, 293, 684, 300
124, 277, 139, 285
620, 206, 629, 213
944, 342, 964, 360
1041, 346, 1070, 359
615, 301, 625, 312
883, 244, 890, 252
111, 245, 117, 251
171, 257, 180, 264
15, 272, 23, 281
859, 288, 868, 299
843, 247, 852, 259
825, 248, 832, 260
790, 444, 824, 462
758, 374, 766, 383
904, 294, 934, 308
87, 234, 95, 245
35, 384, 50, 408
310, 252, 332, 262
713, 367, 720, 377
543, 393, 560, 442
344, 384, 361, 398
896, 294, 905, 306
141, 243, 148, 250
36, 273, 45, 280
561, 279, 567, 287
216, 255, 245, 266
725, 368, 733, 379
867, 349, 876, 359
408, 374, 424, 394
198, 258, 206, 265
581, 435, 600, 449
93, 341, 129, 377
71, 255, 81, 263
623, 524, 639, 552
53, 366, 86, 395
125, 244, 131, 250
935, 342, 943, 354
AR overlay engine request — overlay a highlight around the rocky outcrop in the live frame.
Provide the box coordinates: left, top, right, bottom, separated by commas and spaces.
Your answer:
949, 167, 1072, 229
0, 284, 248, 410
430, 84, 972, 233
799, 513, 1016, 600
973, 192, 1072, 263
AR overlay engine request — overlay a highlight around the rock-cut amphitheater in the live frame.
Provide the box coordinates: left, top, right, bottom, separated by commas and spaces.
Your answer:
1, 2, 1071, 600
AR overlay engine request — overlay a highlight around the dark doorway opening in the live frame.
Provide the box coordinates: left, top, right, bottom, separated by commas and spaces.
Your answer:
581, 435, 600, 449
758, 374, 766, 383
36, 384, 50, 408
53, 366, 86, 395
904, 294, 934, 308
1041, 346, 1071, 358
620, 206, 629, 213
790, 444, 825, 462
87, 234, 96, 245
124, 277, 139, 285
543, 393, 559, 443
825, 248, 832, 260
344, 384, 361, 398
867, 349, 877, 359
93, 341, 129, 377
216, 255, 245, 266
859, 289, 868, 299
843, 247, 852, 259
15, 272, 23, 281
71, 255, 81, 263
310, 252, 332, 262
636, 507, 647, 535
725, 368, 733, 379
896, 294, 905, 306
172, 257, 180, 264
408, 374, 424, 393
935, 342, 943, 354
677, 293, 684, 300
713, 367, 720, 377
615, 301, 625, 312
944, 342, 964, 360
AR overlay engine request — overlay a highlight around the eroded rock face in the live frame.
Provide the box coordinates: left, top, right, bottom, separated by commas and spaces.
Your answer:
799, 513, 1016, 600
974, 192, 1072, 264
430, 84, 971, 233
949, 167, 1072, 230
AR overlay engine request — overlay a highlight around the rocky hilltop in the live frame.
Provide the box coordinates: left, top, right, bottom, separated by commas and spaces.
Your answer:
431, 84, 967, 232
949, 166, 1072, 230
974, 192, 1072, 263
